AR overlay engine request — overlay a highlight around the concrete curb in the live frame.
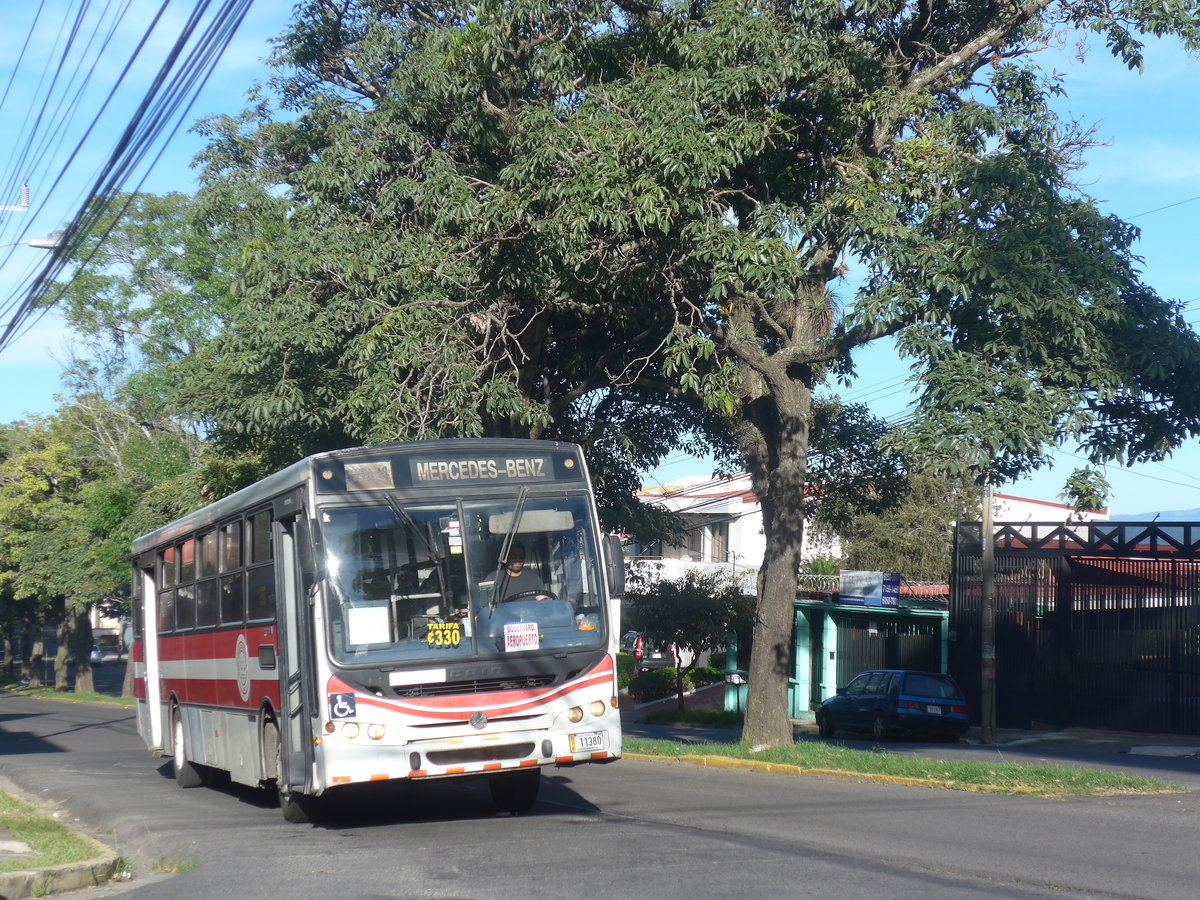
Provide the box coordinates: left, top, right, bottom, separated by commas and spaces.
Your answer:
624, 751, 1044, 794
0, 849, 118, 900
0, 773, 120, 900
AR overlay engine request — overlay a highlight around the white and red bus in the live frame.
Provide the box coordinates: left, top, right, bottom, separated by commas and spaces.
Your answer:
131, 439, 624, 821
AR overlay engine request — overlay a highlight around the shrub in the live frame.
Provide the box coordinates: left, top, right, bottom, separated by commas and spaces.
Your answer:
616, 653, 636, 690
627, 666, 725, 702
627, 669, 678, 703
707, 651, 727, 671
688, 665, 724, 687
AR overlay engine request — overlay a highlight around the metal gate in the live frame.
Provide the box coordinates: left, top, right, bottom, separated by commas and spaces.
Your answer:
952, 522, 1200, 734
833, 612, 942, 688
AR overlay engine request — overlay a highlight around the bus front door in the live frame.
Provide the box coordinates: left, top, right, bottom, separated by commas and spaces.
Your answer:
275, 514, 317, 796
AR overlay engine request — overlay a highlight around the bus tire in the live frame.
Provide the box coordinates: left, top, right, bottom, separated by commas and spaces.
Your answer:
267, 720, 320, 824
489, 768, 541, 815
172, 709, 205, 789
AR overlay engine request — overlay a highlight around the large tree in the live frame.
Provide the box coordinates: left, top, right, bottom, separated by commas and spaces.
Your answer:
185, 0, 1200, 746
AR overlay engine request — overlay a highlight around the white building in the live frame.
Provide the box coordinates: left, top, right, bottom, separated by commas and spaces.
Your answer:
632, 476, 1109, 575
991, 492, 1109, 523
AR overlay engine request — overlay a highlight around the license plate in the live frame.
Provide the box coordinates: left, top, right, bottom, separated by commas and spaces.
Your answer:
569, 731, 607, 753
926, 704, 943, 715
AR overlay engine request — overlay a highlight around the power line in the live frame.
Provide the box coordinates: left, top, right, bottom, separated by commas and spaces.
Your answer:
0, 0, 256, 354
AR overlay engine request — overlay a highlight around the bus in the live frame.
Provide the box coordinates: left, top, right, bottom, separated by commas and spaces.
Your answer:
131, 439, 625, 821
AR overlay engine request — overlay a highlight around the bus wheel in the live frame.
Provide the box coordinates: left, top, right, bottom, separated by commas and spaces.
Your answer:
268, 722, 320, 824
489, 769, 541, 815
172, 710, 205, 788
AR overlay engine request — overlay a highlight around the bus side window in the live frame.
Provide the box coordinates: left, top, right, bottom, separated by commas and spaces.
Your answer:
158, 590, 175, 632
247, 565, 276, 622
160, 546, 177, 588
198, 531, 218, 578
196, 579, 218, 628
221, 572, 245, 625
180, 538, 196, 583
176, 584, 196, 630
220, 520, 242, 571
248, 510, 272, 564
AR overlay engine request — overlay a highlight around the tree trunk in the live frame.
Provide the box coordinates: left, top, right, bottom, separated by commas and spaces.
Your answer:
54, 605, 73, 691
740, 495, 807, 746
28, 612, 46, 688
1, 629, 12, 677
122, 654, 136, 698
738, 381, 813, 748
72, 605, 95, 694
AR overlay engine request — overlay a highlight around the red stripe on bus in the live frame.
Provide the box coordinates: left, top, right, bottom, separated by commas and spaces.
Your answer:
353, 656, 615, 719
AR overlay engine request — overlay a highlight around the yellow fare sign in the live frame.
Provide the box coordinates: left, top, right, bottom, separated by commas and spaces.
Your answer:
426, 622, 462, 648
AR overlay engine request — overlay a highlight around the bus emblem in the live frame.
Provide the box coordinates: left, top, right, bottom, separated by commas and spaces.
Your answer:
235, 635, 251, 702
469, 711, 488, 730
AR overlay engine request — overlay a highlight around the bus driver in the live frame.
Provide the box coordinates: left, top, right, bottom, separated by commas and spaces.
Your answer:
498, 542, 551, 601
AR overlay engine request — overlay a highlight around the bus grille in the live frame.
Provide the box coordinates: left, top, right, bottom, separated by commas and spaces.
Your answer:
392, 674, 556, 698
426, 743, 536, 765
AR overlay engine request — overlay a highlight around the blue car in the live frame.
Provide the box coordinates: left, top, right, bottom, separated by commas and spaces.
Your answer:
816, 669, 969, 741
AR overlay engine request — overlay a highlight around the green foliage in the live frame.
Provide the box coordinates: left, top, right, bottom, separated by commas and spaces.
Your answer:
800, 555, 843, 577
628, 668, 680, 703
626, 565, 752, 705
616, 652, 636, 690
806, 402, 908, 533
841, 475, 982, 583
628, 664, 728, 702
37, 0, 1200, 745
626, 566, 753, 660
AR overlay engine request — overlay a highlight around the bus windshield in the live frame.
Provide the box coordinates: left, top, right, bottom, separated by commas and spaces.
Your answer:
320, 494, 606, 666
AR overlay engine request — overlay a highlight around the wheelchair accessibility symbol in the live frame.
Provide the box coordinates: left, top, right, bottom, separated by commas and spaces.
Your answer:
329, 693, 356, 719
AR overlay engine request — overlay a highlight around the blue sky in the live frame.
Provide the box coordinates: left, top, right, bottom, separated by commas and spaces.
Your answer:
1, 6, 1198, 516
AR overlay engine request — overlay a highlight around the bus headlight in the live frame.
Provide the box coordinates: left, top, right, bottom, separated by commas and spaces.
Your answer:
341, 722, 361, 739
367, 723, 386, 741
566, 707, 584, 723
588, 700, 607, 718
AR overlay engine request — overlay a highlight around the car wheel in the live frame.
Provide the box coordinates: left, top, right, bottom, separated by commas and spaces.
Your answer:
172, 710, 205, 788
816, 711, 834, 739
870, 713, 890, 742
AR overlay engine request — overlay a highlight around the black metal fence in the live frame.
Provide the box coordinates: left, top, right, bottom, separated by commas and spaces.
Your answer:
832, 612, 942, 688
952, 522, 1200, 734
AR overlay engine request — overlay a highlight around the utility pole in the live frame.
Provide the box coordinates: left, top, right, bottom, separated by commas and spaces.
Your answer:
980, 474, 996, 743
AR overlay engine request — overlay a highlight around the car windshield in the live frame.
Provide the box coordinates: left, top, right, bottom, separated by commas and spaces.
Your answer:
320, 495, 606, 666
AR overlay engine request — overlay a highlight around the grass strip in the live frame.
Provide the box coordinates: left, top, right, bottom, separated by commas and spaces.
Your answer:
0, 791, 101, 875
0, 674, 135, 708
623, 736, 1182, 797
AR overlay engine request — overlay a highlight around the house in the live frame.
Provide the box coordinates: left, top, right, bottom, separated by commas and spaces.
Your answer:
632, 473, 1112, 720
632, 473, 837, 572
632, 476, 1108, 575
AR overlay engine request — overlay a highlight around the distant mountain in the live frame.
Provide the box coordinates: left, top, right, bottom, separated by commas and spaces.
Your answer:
1111, 508, 1200, 522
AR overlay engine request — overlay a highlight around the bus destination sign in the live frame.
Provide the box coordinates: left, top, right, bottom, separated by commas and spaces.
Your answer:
410, 455, 554, 485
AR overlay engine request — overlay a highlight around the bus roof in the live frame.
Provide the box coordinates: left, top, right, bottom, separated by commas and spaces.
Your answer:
131, 438, 585, 557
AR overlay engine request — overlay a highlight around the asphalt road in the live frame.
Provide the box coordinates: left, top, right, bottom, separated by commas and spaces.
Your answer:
5, 692, 1200, 899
